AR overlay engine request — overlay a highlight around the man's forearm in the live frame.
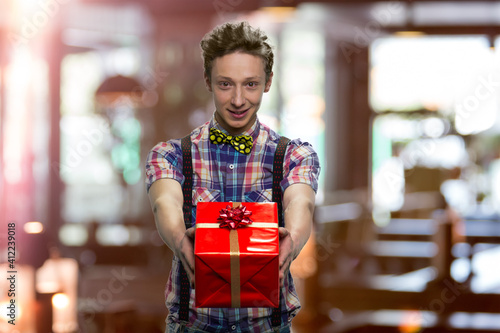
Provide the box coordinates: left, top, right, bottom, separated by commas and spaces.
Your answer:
148, 179, 186, 254
152, 200, 186, 252
283, 183, 316, 258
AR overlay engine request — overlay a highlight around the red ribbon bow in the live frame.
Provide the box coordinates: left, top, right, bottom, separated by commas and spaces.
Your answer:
218, 204, 253, 229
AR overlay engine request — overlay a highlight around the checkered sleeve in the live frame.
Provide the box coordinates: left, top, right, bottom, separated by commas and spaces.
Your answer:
281, 139, 320, 193
145, 140, 183, 192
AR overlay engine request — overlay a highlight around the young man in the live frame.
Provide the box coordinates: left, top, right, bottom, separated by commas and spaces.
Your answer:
146, 22, 320, 333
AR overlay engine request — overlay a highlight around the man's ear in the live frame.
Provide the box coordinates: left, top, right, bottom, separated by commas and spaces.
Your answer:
264, 72, 273, 93
204, 72, 213, 92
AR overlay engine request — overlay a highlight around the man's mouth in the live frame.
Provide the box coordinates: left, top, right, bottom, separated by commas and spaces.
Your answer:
228, 108, 249, 118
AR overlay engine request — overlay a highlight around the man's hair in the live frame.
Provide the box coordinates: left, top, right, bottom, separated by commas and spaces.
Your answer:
200, 21, 274, 83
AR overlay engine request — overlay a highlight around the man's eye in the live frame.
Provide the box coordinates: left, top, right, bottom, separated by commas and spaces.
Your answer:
219, 82, 230, 87
248, 82, 258, 88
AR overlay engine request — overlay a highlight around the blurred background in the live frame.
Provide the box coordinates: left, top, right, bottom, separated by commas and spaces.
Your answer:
1, 0, 500, 332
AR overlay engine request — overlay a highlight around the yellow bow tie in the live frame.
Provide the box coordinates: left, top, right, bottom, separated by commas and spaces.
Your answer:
210, 128, 253, 154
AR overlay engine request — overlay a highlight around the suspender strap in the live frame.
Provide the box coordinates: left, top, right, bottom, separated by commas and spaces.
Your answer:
271, 136, 290, 328
272, 136, 290, 228
181, 135, 194, 229
179, 134, 193, 323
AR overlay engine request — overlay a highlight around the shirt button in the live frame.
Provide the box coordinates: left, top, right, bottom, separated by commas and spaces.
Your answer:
229, 164, 234, 170
231, 325, 236, 330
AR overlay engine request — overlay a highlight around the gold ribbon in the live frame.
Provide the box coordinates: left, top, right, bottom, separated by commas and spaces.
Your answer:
230, 202, 241, 308
229, 228, 240, 307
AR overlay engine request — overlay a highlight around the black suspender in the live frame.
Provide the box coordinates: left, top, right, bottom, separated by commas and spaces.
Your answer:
272, 136, 290, 228
179, 134, 290, 329
271, 136, 290, 329
181, 135, 194, 229
179, 135, 193, 323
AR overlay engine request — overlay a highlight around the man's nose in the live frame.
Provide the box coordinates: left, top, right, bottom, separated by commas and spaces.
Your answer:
231, 86, 245, 108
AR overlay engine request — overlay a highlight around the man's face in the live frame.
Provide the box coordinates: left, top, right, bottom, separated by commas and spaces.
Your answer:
205, 52, 273, 136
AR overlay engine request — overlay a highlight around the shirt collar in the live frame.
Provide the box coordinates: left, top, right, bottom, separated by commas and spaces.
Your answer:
210, 113, 260, 141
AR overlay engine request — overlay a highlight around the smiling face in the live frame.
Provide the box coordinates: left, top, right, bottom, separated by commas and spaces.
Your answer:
205, 52, 273, 136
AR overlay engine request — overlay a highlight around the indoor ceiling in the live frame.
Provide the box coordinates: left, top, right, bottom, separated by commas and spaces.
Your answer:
72, 0, 500, 33
74, 0, 500, 19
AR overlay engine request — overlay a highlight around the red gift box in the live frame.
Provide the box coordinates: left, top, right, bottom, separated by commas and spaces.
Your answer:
194, 202, 280, 308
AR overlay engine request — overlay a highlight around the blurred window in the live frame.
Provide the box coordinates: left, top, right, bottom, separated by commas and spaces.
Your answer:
280, 23, 326, 197
370, 36, 493, 114
60, 50, 143, 228
370, 36, 495, 218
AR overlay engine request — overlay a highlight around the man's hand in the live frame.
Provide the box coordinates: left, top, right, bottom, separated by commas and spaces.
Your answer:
175, 227, 196, 288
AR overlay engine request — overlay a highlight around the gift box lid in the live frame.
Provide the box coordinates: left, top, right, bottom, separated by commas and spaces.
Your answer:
195, 202, 279, 255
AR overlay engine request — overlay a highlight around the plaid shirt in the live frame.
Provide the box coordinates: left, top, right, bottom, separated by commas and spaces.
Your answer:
145, 116, 320, 333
